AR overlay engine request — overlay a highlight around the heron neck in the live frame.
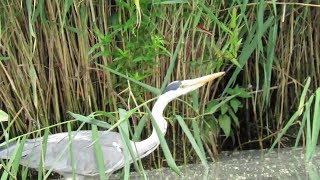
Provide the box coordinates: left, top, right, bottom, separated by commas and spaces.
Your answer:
133, 95, 170, 157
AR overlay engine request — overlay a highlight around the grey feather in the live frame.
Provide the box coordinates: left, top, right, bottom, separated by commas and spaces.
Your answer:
162, 81, 181, 94
0, 131, 126, 177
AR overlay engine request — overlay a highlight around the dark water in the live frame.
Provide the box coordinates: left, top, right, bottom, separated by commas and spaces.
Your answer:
111, 147, 320, 180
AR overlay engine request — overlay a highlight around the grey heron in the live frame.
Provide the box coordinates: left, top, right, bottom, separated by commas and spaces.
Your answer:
0, 72, 225, 179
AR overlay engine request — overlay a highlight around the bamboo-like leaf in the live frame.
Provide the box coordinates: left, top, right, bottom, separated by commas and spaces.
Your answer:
118, 109, 145, 177
268, 78, 312, 152
146, 107, 181, 175
1, 139, 21, 180
44, 122, 87, 179
153, 0, 188, 5
0, 57, 10, 61
91, 125, 107, 179
191, 119, 206, 159
0, 137, 26, 179
29, 65, 38, 109
295, 95, 314, 148
118, 108, 130, 179
205, 94, 237, 114
176, 115, 208, 167
69, 112, 111, 129
222, 17, 274, 95
26, 0, 35, 37
67, 122, 76, 180
308, 88, 320, 160
306, 97, 313, 161
298, 78, 311, 114
199, 2, 232, 34
97, 64, 161, 95
191, 91, 199, 114
11, 136, 26, 177
132, 114, 148, 141
262, 22, 278, 106
218, 115, 231, 137
37, 128, 49, 180
0, 110, 8, 122
160, 17, 190, 91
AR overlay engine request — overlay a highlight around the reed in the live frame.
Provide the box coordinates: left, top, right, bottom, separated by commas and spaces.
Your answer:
0, 0, 320, 178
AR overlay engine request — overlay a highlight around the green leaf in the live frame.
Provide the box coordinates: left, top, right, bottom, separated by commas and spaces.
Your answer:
205, 100, 219, 113
310, 88, 320, 159
228, 109, 240, 127
161, 17, 190, 91
67, 123, 76, 180
153, 0, 188, 5
69, 112, 111, 129
226, 86, 251, 98
38, 128, 49, 180
219, 115, 231, 137
176, 115, 208, 167
118, 108, 130, 179
222, 16, 274, 96
0, 57, 10, 61
199, 2, 232, 34
230, 99, 241, 113
268, 78, 313, 154
146, 107, 181, 175
295, 95, 314, 148
230, 8, 237, 29
91, 125, 107, 180
132, 114, 148, 141
0, 110, 8, 122
97, 64, 161, 95
191, 119, 206, 159
230, 58, 241, 68
205, 95, 237, 114
220, 103, 228, 115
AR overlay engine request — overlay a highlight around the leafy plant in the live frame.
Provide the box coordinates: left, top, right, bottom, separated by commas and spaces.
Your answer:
202, 86, 251, 150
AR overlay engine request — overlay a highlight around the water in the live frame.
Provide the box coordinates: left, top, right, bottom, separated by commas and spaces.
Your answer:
111, 147, 320, 179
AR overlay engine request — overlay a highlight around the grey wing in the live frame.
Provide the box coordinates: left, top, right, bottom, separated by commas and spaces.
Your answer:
17, 131, 126, 176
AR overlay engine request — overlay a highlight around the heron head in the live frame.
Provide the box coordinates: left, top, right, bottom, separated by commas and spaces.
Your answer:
161, 72, 225, 101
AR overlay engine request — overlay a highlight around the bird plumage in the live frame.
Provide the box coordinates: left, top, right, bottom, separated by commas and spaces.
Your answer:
0, 72, 225, 179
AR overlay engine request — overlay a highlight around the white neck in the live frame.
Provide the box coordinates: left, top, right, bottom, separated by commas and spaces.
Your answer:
133, 95, 170, 158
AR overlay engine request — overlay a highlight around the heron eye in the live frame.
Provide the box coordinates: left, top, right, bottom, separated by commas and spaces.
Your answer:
179, 84, 187, 88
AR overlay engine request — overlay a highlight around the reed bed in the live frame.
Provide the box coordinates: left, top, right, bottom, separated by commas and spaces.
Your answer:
0, 0, 320, 178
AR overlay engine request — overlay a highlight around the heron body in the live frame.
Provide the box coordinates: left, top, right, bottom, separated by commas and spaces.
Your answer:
0, 72, 224, 179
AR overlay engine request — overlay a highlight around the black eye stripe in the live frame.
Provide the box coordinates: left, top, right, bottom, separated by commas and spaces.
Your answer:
162, 81, 182, 94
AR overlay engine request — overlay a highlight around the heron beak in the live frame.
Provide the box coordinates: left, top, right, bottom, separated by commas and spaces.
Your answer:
180, 72, 225, 90
196, 72, 225, 85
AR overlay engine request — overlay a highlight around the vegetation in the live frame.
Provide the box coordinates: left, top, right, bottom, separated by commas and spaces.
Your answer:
0, 0, 319, 179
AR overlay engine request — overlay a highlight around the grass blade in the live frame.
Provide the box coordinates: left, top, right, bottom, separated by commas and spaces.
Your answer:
117, 109, 146, 178
191, 119, 206, 160
68, 112, 111, 129
132, 114, 148, 142
97, 64, 161, 95
268, 78, 311, 152
37, 128, 49, 180
262, 22, 278, 106
223, 16, 274, 95
176, 115, 208, 167
91, 124, 107, 180
118, 108, 130, 179
146, 107, 181, 175
295, 95, 314, 148
160, 17, 190, 91
67, 122, 76, 180
0, 110, 8, 122
308, 88, 320, 160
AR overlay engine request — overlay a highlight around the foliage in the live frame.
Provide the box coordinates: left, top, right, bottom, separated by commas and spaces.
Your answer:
0, 0, 320, 179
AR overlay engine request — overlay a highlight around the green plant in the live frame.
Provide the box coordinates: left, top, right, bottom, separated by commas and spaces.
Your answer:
201, 86, 250, 157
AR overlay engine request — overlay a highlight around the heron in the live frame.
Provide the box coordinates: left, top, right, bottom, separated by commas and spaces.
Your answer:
0, 72, 225, 179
